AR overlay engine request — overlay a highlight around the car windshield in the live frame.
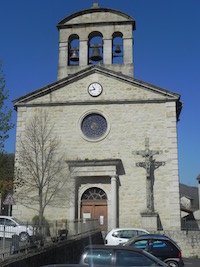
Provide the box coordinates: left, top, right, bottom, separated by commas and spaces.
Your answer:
124, 236, 137, 246
12, 217, 25, 225
84, 249, 112, 265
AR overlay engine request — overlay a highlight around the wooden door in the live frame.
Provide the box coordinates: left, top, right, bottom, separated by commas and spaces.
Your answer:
81, 200, 107, 231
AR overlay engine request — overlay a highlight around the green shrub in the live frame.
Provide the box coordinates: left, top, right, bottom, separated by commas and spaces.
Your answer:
32, 215, 48, 225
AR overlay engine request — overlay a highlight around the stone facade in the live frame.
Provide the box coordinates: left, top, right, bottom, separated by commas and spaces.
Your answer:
12, 4, 182, 231
57, 6, 135, 79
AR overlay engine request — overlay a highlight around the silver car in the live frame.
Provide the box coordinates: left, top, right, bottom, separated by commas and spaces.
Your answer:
0, 216, 33, 241
105, 228, 150, 245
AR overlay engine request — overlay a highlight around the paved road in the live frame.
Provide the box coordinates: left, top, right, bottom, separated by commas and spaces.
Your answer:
183, 258, 200, 267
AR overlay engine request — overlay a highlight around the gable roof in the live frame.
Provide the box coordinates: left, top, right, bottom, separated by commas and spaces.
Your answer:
180, 183, 199, 211
57, 6, 136, 30
13, 65, 182, 119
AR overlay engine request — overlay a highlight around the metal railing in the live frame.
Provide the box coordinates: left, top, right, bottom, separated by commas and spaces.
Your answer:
0, 218, 98, 261
181, 218, 200, 231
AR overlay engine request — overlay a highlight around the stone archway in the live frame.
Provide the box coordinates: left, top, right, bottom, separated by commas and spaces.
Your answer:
81, 187, 107, 231
67, 159, 124, 230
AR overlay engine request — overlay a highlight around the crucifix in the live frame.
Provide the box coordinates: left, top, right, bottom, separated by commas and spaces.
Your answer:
132, 138, 165, 212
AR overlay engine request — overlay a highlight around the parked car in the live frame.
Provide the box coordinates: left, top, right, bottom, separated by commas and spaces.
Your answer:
79, 244, 167, 266
41, 266, 92, 267
0, 215, 33, 241
124, 234, 184, 267
105, 228, 150, 245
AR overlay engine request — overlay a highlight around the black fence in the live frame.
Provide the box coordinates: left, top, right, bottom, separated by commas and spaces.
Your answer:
181, 218, 200, 231
0, 219, 98, 261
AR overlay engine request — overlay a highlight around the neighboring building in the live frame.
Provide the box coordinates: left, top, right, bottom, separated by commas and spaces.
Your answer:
193, 174, 200, 228
180, 183, 199, 217
12, 3, 183, 231
197, 174, 200, 209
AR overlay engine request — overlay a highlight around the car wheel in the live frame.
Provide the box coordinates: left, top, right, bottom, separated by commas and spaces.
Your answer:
166, 261, 179, 267
19, 232, 29, 242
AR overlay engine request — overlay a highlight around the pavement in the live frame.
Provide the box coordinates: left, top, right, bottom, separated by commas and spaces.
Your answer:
183, 257, 200, 267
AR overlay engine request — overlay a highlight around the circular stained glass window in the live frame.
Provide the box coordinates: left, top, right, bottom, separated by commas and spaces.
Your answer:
81, 113, 107, 139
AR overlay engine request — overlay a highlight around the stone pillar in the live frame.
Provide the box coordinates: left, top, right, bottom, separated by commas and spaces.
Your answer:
141, 212, 158, 231
57, 41, 68, 79
68, 176, 76, 235
123, 37, 133, 64
69, 176, 76, 221
79, 40, 88, 66
111, 175, 117, 229
103, 39, 112, 65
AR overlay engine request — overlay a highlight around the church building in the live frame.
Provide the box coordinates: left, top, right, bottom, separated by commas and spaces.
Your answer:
13, 3, 182, 231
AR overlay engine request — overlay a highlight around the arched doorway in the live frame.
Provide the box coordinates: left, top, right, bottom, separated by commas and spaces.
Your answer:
81, 187, 107, 231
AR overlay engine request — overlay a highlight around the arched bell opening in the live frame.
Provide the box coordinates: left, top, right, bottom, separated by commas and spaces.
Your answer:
88, 31, 103, 65
68, 34, 79, 66
112, 32, 123, 64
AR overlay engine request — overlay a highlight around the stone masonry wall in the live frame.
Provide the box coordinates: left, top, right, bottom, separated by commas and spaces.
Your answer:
13, 72, 181, 231
155, 230, 200, 258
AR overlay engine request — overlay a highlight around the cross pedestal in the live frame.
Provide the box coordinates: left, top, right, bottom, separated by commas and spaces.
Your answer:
140, 211, 158, 231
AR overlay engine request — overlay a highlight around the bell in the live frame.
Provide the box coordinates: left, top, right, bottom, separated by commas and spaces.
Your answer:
90, 47, 102, 61
70, 50, 79, 62
114, 44, 121, 53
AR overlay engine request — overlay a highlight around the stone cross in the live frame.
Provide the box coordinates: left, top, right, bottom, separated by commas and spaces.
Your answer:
92, 1, 99, 8
132, 138, 165, 212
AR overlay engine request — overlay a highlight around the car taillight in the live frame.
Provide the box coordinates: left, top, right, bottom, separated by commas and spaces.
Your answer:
178, 251, 182, 259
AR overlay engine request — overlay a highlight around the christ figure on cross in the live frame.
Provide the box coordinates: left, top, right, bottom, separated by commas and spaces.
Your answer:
132, 138, 165, 212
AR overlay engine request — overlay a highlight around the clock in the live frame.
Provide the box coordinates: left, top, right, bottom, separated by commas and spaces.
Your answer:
88, 82, 103, 97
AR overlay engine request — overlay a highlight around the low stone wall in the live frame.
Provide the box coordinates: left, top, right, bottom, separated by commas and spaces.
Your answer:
1, 230, 104, 267
156, 230, 200, 258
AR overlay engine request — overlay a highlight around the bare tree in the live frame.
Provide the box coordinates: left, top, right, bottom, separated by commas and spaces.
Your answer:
0, 61, 14, 152
14, 112, 69, 226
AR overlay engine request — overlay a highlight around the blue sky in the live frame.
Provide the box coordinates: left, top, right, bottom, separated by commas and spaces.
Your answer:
0, 0, 199, 186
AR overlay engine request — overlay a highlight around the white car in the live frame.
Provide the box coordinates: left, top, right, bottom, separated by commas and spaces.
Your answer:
105, 228, 150, 245
0, 216, 33, 241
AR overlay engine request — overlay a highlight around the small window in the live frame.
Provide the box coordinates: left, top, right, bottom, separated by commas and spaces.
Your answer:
137, 230, 147, 236
84, 249, 112, 265
120, 230, 136, 239
5, 219, 16, 227
116, 250, 155, 266
112, 231, 120, 238
131, 240, 148, 250
152, 240, 173, 252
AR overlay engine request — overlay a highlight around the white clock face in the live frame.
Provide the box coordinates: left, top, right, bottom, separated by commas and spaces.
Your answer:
88, 82, 103, 97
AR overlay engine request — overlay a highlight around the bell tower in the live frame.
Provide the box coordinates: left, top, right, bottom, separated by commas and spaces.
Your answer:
56, 2, 136, 79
